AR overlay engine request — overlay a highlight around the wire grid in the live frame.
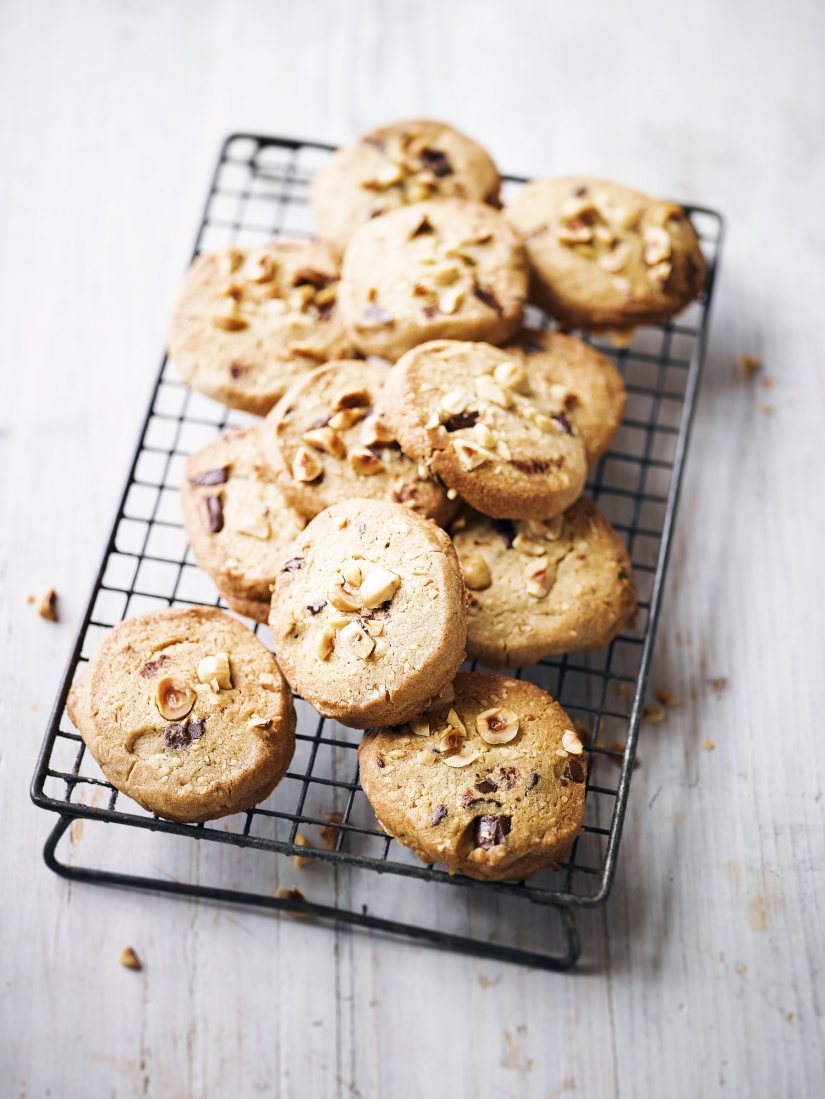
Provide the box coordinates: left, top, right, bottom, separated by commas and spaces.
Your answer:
32, 134, 723, 924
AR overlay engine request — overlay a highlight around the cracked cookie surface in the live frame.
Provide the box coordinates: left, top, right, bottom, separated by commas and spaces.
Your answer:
380, 339, 588, 519
450, 499, 637, 667
180, 425, 306, 623
338, 199, 527, 360
168, 240, 351, 415
358, 671, 586, 881
259, 359, 456, 525
311, 118, 500, 256
67, 607, 296, 823
268, 498, 467, 728
505, 177, 706, 330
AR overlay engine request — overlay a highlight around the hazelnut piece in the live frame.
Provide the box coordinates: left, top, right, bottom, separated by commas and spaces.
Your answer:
197, 652, 232, 691
155, 677, 196, 721
451, 439, 494, 471
360, 416, 395, 447
493, 360, 528, 393
409, 717, 430, 737
442, 746, 483, 768
461, 554, 492, 591
476, 707, 520, 745
643, 225, 672, 266
359, 566, 401, 609
348, 447, 385, 476
524, 557, 554, 598
327, 575, 362, 612
302, 426, 346, 459
339, 621, 376, 660
292, 445, 324, 482
562, 728, 584, 755
475, 375, 512, 409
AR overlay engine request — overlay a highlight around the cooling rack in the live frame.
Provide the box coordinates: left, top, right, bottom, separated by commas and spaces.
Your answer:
31, 133, 723, 970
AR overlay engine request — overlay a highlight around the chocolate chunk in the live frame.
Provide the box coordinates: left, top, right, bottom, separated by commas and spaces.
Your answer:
140, 655, 170, 678
474, 814, 512, 849
443, 410, 479, 432
552, 412, 574, 435
498, 766, 518, 790
520, 339, 544, 356
511, 457, 559, 474
526, 771, 539, 791
282, 557, 303, 572
164, 719, 205, 750
475, 777, 498, 794
419, 148, 454, 178
563, 759, 586, 785
618, 569, 628, 581
375, 757, 385, 768
191, 466, 229, 486
492, 519, 516, 548
573, 185, 589, 197
307, 600, 326, 615
204, 495, 224, 533
293, 267, 332, 289
473, 283, 503, 316
422, 305, 438, 320
362, 305, 395, 325
431, 804, 448, 826
229, 362, 249, 379
410, 214, 435, 237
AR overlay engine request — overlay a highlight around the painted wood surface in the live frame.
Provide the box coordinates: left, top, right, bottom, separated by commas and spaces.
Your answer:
2, 1, 823, 1095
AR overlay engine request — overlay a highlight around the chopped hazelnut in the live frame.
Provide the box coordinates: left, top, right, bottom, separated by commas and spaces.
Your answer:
301, 426, 346, 459
36, 588, 59, 621
348, 447, 385, 476
461, 554, 492, 591
475, 375, 512, 408
155, 677, 196, 721
119, 946, 142, 971
339, 621, 376, 660
315, 627, 336, 661
327, 575, 361, 612
476, 707, 519, 744
523, 557, 554, 598
293, 832, 313, 869
451, 439, 494, 471
409, 716, 430, 737
291, 445, 324, 482
360, 566, 401, 608
442, 746, 483, 768
561, 728, 583, 755
360, 416, 395, 447
197, 652, 232, 690
643, 225, 672, 266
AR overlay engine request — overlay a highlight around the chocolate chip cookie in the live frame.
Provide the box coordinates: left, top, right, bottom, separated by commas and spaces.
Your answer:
450, 499, 637, 667
505, 177, 706, 330
338, 199, 527, 360
357, 672, 587, 881
505, 328, 626, 465
180, 425, 306, 623
259, 358, 457, 526
66, 607, 296, 823
269, 499, 467, 729
380, 339, 588, 519
311, 118, 501, 255
168, 240, 351, 415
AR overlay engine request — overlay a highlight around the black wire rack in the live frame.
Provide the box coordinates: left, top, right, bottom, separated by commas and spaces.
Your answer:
30, 133, 723, 970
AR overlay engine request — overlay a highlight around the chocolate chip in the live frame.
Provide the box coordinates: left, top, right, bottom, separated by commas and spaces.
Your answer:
164, 719, 205, 750
473, 282, 503, 316
498, 766, 518, 790
431, 804, 448, 826
511, 457, 559, 474
362, 305, 394, 325
140, 655, 169, 678
563, 759, 586, 784
526, 771, 539, 791
474, 814, 512, 849
282, 557, 303, 572
552, 412, 574, 435
475, 777, 498, 794
422, 305, 438, 320
229, 362, 249, 379
410, 214, 435, 237
307, 601, 326, 615
357, 520, 367, 535
187, 720, 206, 741
443, 410, 479, 432
492, 519, 516, 548
419, 148, 454, 178
520, 339, 544, 356
573, 185, 589, 197
293, 267, 332, 289
192, 467, 229, 486
376, 757, 385, 768
204, 495, 224, 533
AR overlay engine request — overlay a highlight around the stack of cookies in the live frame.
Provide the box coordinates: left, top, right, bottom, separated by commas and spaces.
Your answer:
70, 119, 706, 882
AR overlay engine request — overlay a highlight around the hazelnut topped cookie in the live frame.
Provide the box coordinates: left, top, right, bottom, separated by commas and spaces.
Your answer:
67, 607, 296, 823
269, 499, 467, 728
168, 239, 351, 415
379, 339, 588, 520
338, 199, 528, 360
311, 118, 501, 255
450, 499, 637, 668
357, 672, 587, 881
505, 177, 706, 330
259, 359, 457, 525
180, 425, 305, 624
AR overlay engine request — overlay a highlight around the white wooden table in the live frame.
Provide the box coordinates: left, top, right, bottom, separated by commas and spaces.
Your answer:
2, 1, 823, 1095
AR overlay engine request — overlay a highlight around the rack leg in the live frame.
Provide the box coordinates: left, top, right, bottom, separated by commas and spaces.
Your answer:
42, 814, 581, 972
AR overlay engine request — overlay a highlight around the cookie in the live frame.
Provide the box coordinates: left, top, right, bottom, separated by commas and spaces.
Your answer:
259, 359, 457, 525
269, 498, 467, 728
505, 177, 706, 329
357, 672, 587, 881
505, 328, 626, 465
180, 425, 306, 623
66, 607, 296, 823
450, 499, 637, 667
311, 118, 500, 255
380, 339, 588, 520
168, 240, 351, 415
338, 199, 527, 360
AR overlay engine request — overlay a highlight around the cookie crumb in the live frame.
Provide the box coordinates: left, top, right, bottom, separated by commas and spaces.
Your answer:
737, 353, 763, 379
642, 705, 667, 724
701, 738, 716, 752
36, 588, 59, 621
119, 946, 142, 971
293, 832, 313, 868
709, 676, 728, 695
275, 885, 309, 916
758, 403, 775, 416
320, 812, 344, 849
25, 592, 35, 604
762, 377, 774, 389
655, 689, 678, 708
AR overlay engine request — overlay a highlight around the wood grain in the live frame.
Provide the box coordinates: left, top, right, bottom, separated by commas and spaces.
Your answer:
2, 1, 824, 1096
